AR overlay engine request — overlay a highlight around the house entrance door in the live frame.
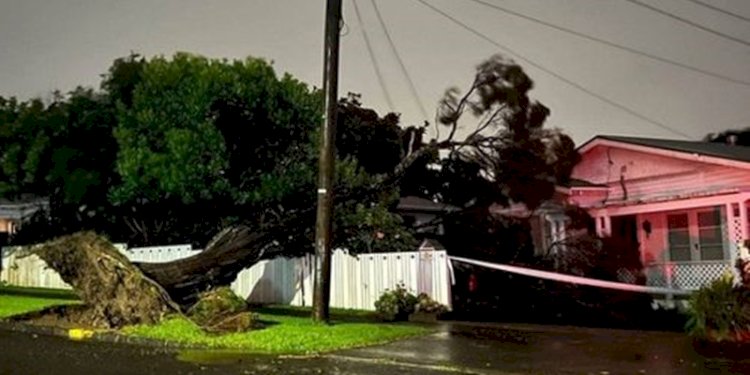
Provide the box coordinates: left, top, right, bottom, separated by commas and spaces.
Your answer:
611, 215, 638, 251
666, 206, 726, 262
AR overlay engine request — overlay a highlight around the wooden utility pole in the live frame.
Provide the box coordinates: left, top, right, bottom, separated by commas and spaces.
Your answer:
312, 0, 342, 323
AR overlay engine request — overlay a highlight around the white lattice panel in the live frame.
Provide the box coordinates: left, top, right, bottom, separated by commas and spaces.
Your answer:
732, 214, 743, 256
645, 261, 732, 290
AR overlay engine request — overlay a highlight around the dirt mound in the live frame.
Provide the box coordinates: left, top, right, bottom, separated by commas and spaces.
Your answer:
25, 232, 179, 328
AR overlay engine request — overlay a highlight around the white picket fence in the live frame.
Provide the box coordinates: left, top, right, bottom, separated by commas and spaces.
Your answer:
0, 244, 451, 310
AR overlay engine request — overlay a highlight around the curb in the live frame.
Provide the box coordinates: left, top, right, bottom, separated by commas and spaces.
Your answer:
0, 319, 198, 349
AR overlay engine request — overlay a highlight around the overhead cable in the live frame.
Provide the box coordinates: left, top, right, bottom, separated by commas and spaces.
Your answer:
625, 0, 750, 49
370, 0, 431, 120
353, 0, 395, 112
415, 0, 694, 139
465, 0, 750, 87
685, 0, 750, 23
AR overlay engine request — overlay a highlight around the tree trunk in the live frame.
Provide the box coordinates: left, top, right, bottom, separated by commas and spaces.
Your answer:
135, 148, 439, 308
135, 225, 288, 307
27, 144, 436, 324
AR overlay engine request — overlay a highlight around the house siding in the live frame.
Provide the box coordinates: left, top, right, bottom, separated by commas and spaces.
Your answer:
638, 212, 667, 264
573, 145, 696, 184
571, 145, 750, 207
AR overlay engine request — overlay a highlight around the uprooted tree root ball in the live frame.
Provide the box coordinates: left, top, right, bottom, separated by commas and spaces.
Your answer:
24, 232, 180, 328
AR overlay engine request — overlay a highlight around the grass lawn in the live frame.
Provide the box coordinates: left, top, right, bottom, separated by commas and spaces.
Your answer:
1, 286, 430, 354
0, 285, 78, 319
123, 305, 431, 354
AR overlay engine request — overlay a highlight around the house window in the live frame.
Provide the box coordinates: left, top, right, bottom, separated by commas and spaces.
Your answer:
667, 213, 691, 262
667, 206, 727, 262
698, 208, 724, 261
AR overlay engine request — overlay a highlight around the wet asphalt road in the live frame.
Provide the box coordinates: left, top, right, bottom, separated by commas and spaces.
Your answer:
0, 329, 456, 375
341, 322, 750, 374
3, 323, 750, 374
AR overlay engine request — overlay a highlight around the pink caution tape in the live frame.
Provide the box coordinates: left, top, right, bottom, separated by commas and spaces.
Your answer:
449, 256, 691, 296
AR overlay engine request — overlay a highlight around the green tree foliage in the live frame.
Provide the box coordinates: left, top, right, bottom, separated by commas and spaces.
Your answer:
98, 53, 323, 245
336, 93, 405, 175
0, 55, 145, 242
101, 53, 147, 108
406, 54, 578, 211
335, 159, 416, 253
112, 53, 322, 205
0, 96, 66, 200
107, 53, 414, 251
0, 53, 423, 253
397, 54, 579, 264
704, 127, 750, 146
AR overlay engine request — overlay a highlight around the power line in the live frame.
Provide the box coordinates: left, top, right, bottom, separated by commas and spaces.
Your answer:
370, 0, 431, 120
624, 0, 750, 49
464, 0, 750, 87
415, 0, 693, 139
352, 0, 395, 112
684, 0, 750, 24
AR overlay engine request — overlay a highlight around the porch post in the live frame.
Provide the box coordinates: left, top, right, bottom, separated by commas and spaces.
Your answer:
726, 202, 736, 255
727, 201, 743, 283
740, 200, 748, 242
600, 215, 611, 237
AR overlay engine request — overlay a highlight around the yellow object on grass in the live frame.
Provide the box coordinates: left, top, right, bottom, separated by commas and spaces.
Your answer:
68, 328, 95, 341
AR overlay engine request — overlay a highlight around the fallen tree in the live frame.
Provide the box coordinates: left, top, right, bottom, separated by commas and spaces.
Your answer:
130, 56, 576, 309
22, 54, 578, 325
136, 224, 294, 307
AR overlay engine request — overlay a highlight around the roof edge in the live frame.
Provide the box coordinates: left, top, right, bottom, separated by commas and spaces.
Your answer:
577, 136, 750, 170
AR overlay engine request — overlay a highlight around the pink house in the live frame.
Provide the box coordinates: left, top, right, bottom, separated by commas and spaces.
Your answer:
559, 135, 750, 291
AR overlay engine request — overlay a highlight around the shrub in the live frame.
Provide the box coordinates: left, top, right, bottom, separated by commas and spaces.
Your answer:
187, 287, 256, 333
374, 283, 418, 321
686, 273, 750, 342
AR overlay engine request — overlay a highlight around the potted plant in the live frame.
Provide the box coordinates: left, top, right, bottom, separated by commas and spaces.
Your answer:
409, 293, 448, 323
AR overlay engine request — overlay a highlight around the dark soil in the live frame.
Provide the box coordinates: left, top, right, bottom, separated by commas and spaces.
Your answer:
9, 305, 102, 330
692, 338, 750, 361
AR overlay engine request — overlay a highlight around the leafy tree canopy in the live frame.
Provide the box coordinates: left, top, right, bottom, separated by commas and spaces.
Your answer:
403, 54, 579, 211
704, 127, 750, 146
111, 53, 323, 207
